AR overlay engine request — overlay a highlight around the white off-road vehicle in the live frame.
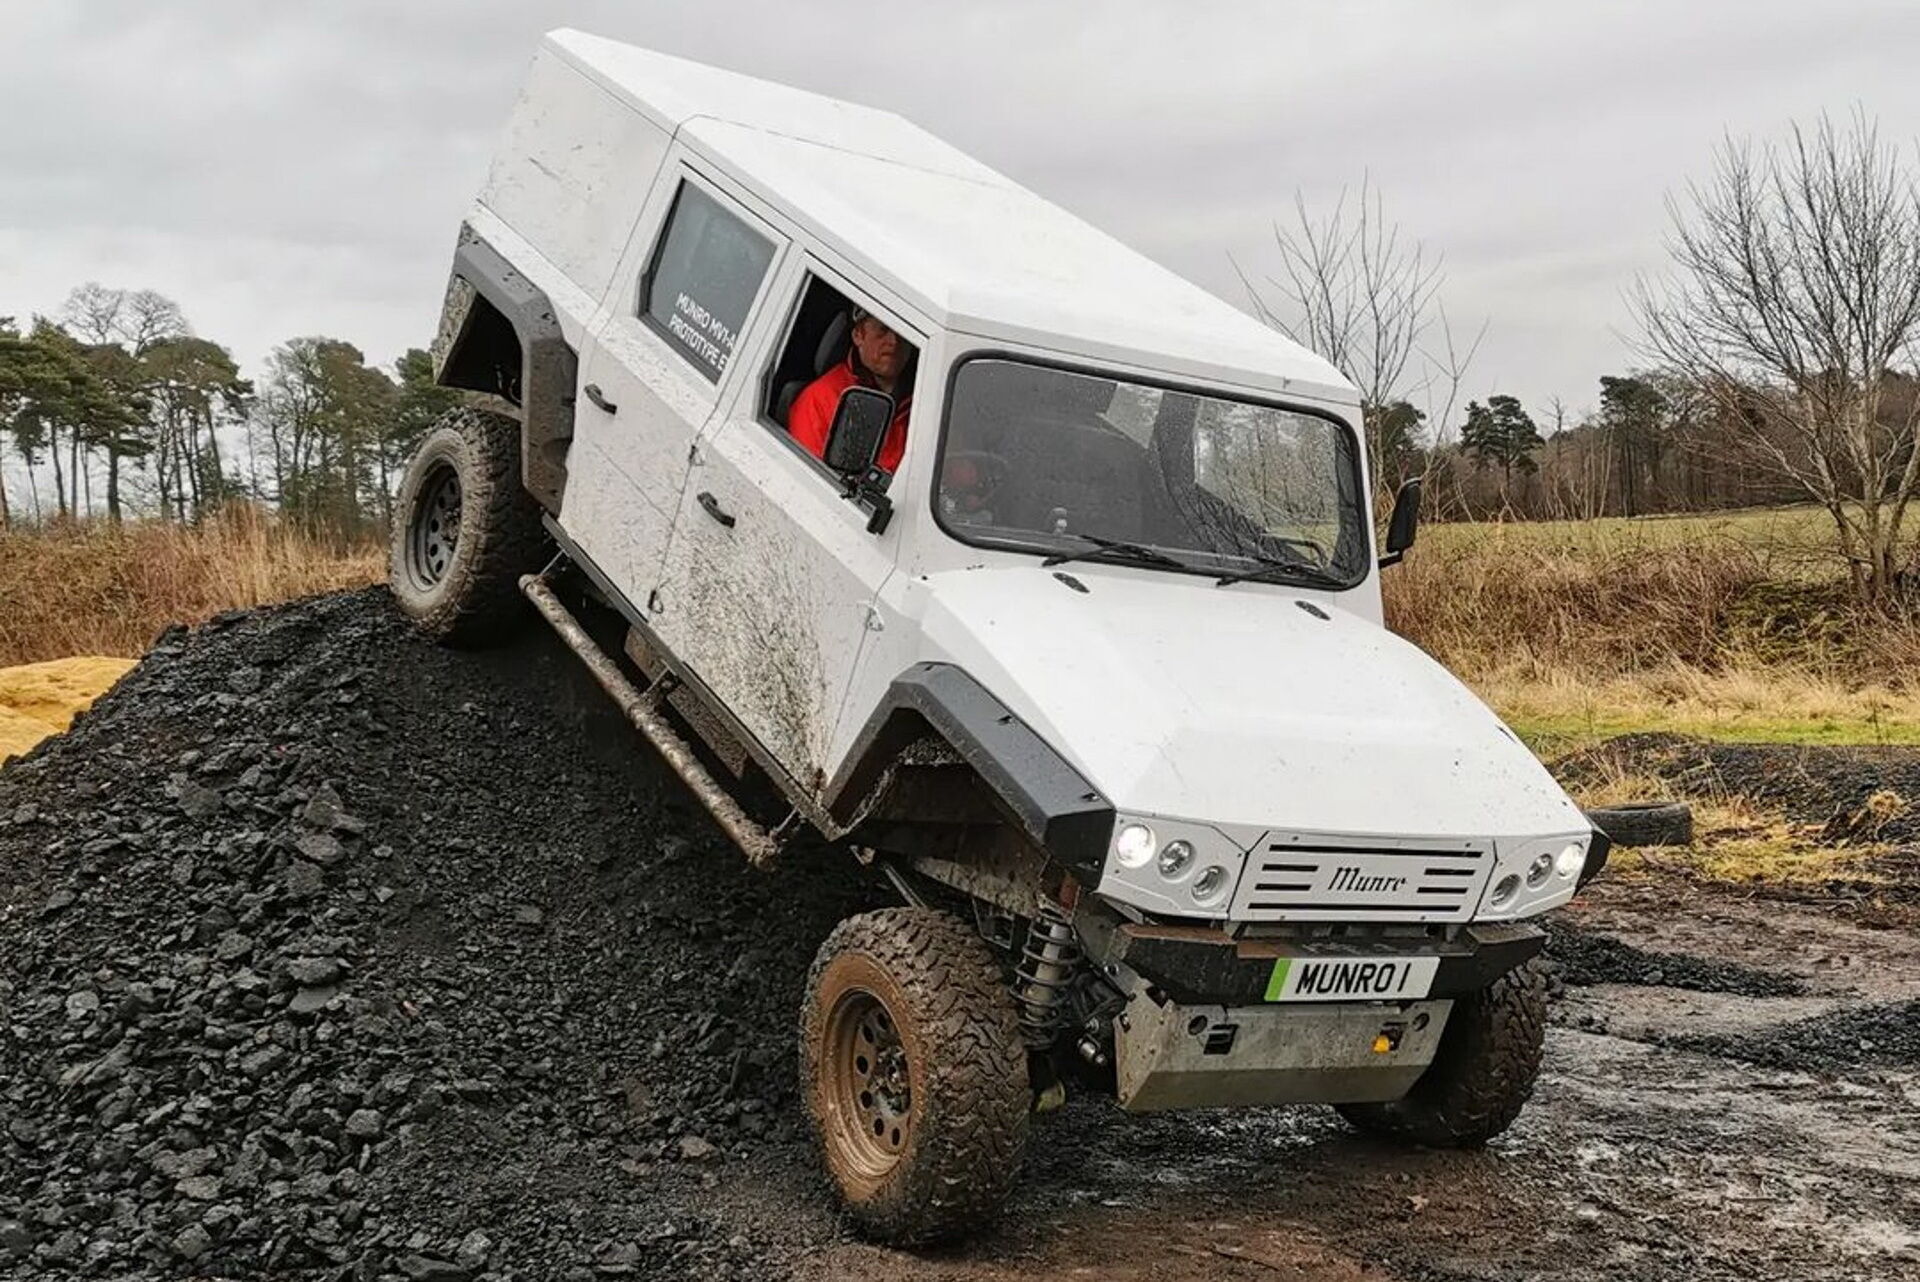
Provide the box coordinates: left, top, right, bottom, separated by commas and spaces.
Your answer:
392, 31, 1607, 1244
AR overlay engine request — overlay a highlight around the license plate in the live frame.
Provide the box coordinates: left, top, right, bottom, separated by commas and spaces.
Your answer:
1264, 956, 1439, 1003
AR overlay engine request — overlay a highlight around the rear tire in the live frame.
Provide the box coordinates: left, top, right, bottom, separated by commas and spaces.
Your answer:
390, 407, 546, 647
800, 907, 1029, 1245
1336, 957, 1546, 1147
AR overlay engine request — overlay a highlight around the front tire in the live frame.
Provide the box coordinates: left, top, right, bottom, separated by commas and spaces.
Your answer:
390, 407, 546, 647
800, 908, 1029, 1245
1336, 957, 1547, 1147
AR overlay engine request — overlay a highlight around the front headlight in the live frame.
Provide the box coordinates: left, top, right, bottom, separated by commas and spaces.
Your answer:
1098, 816, 1248, 918
1113, 822, 1156, 869
1555, 842, 1586, 879
1157, 839, 1194, 878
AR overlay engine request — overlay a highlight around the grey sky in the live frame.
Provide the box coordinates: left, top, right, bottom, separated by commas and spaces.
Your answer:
5, 0, 1920, 427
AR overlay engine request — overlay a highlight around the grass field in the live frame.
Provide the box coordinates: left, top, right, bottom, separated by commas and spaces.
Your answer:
1392, 505, 1920, 750
0, 503, 1913, 752
0, 510, 383, 667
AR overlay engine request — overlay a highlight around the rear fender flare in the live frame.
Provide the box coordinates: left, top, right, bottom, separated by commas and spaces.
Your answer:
432, 223, 577, 514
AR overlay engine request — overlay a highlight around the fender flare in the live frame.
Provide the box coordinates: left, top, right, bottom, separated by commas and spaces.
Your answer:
433, 223, 577, 514
826, 662, 1114, 880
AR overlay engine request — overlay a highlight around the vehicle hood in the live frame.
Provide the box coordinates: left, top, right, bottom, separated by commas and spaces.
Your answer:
914, 565, 1585, 840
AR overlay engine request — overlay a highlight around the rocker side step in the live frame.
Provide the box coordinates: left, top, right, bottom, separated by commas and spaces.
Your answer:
518, 573, 780, 867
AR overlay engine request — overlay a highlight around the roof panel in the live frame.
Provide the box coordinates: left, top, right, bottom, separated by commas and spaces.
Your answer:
543, 30, 1351, 398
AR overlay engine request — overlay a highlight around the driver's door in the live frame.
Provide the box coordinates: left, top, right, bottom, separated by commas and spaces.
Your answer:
650, 259, 919, 791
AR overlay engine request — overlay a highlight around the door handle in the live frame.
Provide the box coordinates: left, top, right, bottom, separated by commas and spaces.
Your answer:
696, 491, 736, 528
584, 382, 618, 414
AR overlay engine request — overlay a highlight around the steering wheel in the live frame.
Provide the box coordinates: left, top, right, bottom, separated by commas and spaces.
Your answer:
1261, 532, 1331, 568
939, 450, 1012, 515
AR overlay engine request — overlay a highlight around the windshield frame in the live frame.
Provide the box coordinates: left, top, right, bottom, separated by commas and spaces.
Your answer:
928, 350, 1374, 590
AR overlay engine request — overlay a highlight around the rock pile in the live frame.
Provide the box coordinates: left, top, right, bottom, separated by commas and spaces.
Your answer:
0, 589, 876, 1280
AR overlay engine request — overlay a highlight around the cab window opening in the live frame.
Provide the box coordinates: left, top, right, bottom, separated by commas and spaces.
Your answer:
762, 275, 918, 488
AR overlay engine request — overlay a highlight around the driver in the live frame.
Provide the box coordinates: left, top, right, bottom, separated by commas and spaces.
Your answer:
788, 304, 914, 471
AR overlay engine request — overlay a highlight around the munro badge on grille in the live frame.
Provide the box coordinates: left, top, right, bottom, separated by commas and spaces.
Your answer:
1231, 835, 1494, 923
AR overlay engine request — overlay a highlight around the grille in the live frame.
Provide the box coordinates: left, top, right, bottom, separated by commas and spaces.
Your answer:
1229, 834, 1492, 923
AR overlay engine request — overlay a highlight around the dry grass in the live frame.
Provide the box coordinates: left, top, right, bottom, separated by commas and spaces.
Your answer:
1566, 761, 1891, 889
0, 503, 1915, 753
0, 510, 383, 666
1386, 511, 1920, 748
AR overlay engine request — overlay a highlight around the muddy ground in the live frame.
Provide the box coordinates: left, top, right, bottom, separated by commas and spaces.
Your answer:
1, 590, 1915, 1281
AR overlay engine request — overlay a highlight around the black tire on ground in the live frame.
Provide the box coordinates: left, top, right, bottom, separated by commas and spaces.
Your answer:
1336, 956, 1547, 1148
389, 407, 547, 647
1585, 801, 1694, 847
800, 907, 1030, 1246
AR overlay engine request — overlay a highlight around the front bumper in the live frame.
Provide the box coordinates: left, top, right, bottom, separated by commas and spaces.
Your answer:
1080, 916, 1546, 1008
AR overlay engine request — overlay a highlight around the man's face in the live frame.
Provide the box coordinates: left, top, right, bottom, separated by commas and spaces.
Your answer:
851, 316, 905, 382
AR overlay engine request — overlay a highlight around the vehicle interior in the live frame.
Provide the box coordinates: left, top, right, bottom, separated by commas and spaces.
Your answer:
763, 276, 918, 449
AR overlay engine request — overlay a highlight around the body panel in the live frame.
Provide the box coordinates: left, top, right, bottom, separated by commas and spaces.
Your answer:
906, 563, 1582, 840
480, 45, 676, 305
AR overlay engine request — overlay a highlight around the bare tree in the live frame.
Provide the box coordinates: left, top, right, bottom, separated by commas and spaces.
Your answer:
1233, 177, 1475, 495
1635, 111, 1920, 605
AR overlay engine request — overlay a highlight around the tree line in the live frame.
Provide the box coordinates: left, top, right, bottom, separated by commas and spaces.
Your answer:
1246, 111, 1920, 607
0, 284, 459, 533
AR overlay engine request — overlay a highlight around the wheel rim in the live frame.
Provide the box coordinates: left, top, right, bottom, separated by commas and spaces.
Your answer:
822, 986, 913, 1179
408, 462, 462, 588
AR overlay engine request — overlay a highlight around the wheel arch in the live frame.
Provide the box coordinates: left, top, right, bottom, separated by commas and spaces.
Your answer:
431, 223, 578, 515
826, 663, 1114, 882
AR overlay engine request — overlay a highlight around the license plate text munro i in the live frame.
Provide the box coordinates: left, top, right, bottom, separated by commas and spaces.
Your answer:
1267, 957, 1440, 1003
391, 27, 1611, 1246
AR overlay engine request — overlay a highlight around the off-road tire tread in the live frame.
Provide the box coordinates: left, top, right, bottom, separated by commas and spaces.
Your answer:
801, 907, 1029, 1245
1336, 956, 1546, 1148
1585, 801, 1693, 847
390, 407, 546, 647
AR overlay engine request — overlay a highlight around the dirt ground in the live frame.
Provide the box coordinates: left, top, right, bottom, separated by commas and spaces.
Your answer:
783, 878, 1920, 1282
1, 590, 1915, 1281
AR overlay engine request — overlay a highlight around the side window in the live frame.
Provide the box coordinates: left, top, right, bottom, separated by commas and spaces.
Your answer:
639, 180, 776, 382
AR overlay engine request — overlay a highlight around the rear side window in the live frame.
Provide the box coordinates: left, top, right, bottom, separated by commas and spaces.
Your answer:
640, 181, 775, 382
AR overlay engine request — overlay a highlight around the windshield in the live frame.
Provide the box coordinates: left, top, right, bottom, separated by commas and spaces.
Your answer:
936, 358, 1370, 585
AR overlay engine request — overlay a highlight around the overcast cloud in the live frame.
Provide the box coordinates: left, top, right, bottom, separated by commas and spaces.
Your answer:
6, 0, 1920, 421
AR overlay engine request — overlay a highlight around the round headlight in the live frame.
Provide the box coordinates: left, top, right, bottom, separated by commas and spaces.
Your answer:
1157, 839, 1194, 878
1191, 865, 1228, 904
1556, 843, 1586, 879
1526, 852, 1554, 888
1113, 822, 1156, 868
1490, 873, 1521, 907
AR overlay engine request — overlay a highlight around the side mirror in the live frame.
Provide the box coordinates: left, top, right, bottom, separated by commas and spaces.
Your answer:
1378, 477, 1422, 569
824, 386, 895, 475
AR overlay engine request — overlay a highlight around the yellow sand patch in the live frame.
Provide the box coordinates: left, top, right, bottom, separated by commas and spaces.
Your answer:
0, 656, 136, 763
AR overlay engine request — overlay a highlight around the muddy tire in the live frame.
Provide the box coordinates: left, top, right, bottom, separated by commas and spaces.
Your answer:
1586, 801, 1693, 847
1336, 957, 1546, 1147
390, 407, 546, 647
800, 907, 1029, 1245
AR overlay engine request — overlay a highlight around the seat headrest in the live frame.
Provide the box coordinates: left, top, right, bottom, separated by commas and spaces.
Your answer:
815, 311, 852, 375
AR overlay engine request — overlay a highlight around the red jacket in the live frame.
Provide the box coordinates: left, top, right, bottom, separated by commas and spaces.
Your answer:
786, 356, 911, 472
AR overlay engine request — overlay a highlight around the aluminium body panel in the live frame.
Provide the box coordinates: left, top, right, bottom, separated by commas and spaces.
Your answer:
480, 44, 678, 308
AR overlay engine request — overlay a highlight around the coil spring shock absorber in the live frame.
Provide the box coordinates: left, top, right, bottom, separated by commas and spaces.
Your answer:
1014, 900, 1082, 1048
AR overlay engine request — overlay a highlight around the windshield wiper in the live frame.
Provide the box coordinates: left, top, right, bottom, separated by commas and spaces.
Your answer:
1215, 553, 1345, 589
1041, 533, 1192, 571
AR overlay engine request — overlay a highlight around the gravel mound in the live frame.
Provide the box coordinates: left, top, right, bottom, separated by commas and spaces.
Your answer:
1543, 919, 1806, 998
0, 589, 879, 1280
1674, 999, 1920, 1074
